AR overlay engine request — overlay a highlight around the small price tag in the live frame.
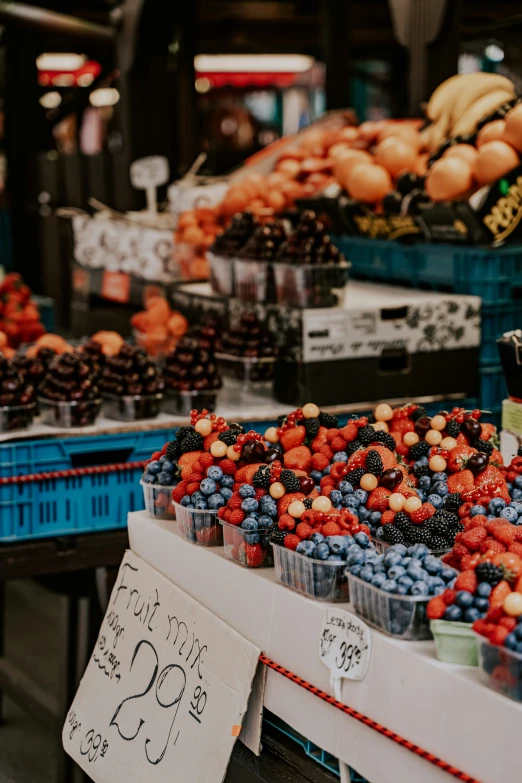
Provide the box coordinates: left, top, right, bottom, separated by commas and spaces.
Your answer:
101, 270, 130, 303
319, 609, 371, 685
130, 156, 170, 215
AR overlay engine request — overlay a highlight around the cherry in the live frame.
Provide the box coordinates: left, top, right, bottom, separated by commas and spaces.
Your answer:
467, 452, 489, 475
299, 476, 315, 495
462, 417, 481, 440
379, 468, 402, 490
414, 416, 431, 437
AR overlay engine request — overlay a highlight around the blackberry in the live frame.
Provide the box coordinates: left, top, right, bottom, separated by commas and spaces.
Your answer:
473, 439, 493, 457
346, 439, 363, 455
413, 463, 431, 478
371, 430, 396, 451
346, 467, 366, 485
176, 426, 194, 442
180, 431, 204, 453
433, 509, 459, 528
409, 526, 432, 545
425, 516, 449, 537
445, 419, 461, 438
218, 429, 239, 446
402, 523, 418, 543
280, 469, 300, 492
431, 535, 450, 551
253, 466, 270, 489
270, 529, 287, 546
393, 512, 410, 532
302, 417, 320, 437
303, 498, 313, 509
319, 411, 338, 428
410, 406, 427, 422
475, 562, 503, 585
359, 425, 377, 446
409, 440, 430, 460
166, 440, 180, 461
366, 449, 383, 476
444, 493, 462, 511
381, 525, 404, 544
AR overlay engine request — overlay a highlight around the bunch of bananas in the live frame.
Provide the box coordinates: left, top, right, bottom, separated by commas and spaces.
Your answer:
421, 73, 516, 151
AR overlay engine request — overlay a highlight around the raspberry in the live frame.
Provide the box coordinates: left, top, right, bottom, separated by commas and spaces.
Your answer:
322, 521, 342, 536
191, 460, 203, 474
340, 422, 358, 442
481, 540, 506, 555
229, 509, 245, 526
295, 522, 313, 540
461, 527, 487, 551
427, 596, 446, 620
224, 508, 232, 522
395, 442, 410, 458
381, 510, 396, 525
319, 444, 334, 460
499, 616, 517, 631
494, 525, 517, 546
467, 515, 488, 529
490, 626, 509, 646
188, 472, 204, 484
325, 428, 340, 443
217, 507, 227, 520
233, 483, 242, 492
331, 436, 347, 452
284, 534, 300, 550
312, 453, 330, 472
410, 503, 435, 525
172, 482, 188, 503
199, 453, 214, 468
320, 475, 336, 488
278, 514, 296, 531
218, 458, 237, 475
228, 493, 243, 510
515, 528, 522, 543
186, 482, 201, 496
151, 451, 162, 461
460, 554, 474, 570
442, 588, 457, 605
321, 485, 334, 497
459, 502, 473, 518
452, 542, 470, 558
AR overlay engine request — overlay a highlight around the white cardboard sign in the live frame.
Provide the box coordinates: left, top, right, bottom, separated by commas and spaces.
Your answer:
130, 156, 170, 214
319, 608, 371, 686
63, 550, 261, 783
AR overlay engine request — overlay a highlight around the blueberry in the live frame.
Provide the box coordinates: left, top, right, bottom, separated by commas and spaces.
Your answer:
427, 576, 444, 591
328, 536, 349, 555
327, 555, 344, 563
241, 497, 259, 513
296, 540, 315, 557
431, 472, 447, 482
381, 579, 398, 593
407, 564, 427, 581
200, 478, 217, 496
512, 488, 522, 500
398, 575, 414, 589
515, 476, 522, 489
161, 459, 174, 472
245, 532, 260, 544
375, 526, 385, 539
207, 466, 223, 481
372, 573, 387, 588
239, 484, 256, 498
432, 482, 448, 497
504, 632, 519, 650
476, 582, 492, 598
409, 544, 430, 560
444, 605, 462, 622
489, 498, 506, 513
310, 470, 322, 483
185, 503, 195, 510
418, 476, 431, 490
354, 532, 370, 548
349, 564, 363, 576
220, 475, 234, 488
469, 505, 484, 517
441, 567, 457, 582
474, 597, 490, 612
431, 584, 445, 596
364, 551, 381, 565
208, 493, 225, 509
329, 490, 342, 505
314, 543, 330, 561
359, 566, 374, 582
323, 465, 331, 474
388, 565, 406, 580
516, 642, 522, 655
310, 532, 325, 544
347, 550, 365, 566
455, 590, 474, 608
220, 487, 233, 501
384, 551, 402, 568
514, 624, 522, 641
342, 495, 359, 509
258, 515, 272, 528
191, 491, 204, 502
410, 581, 429, 596
180, 495, 192, 507
463, 607, 481, 624
427, 494, 444, 509
343, 535, 355, 547
358, 507, 370, 521
369, 511, 382, 525
424, 555, 443, 574
401, 556, 412, 568
395, 585, 409, 595
354, 489, 368, 505
242, 518, 259, 531
194, 499, 207, 510
147, 460, 162, 475
156, 471, 172, 485
338, 481, 354, 495
500, 507, 518, 523
390, 543, 408, 556
141, 472, 156, 484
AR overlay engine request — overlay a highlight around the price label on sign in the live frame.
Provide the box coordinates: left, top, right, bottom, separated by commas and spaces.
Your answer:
130, 156, 170, 190
63, 551, 260, 783
319, 609, 371, 685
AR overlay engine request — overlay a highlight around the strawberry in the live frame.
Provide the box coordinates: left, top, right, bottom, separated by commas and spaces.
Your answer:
490, 580, 512, 609
295, 522, 313, 540
229, 509, 245, 526
455, 570, 478, 592
395, 480, 418, 498
191, 460, 203, 474
490, 626, 510, 646
322, 521, 342, 536
178, 451, 204, 479
235, 463, 264, 484
395, 442, 410, 458
486, 606, 505, 622
381, 510, 396, 525
284, 534, 300, 550
446, 444, 477, 473
331, 436, 347, 452
278, 492, 306, 516
365, 444, 396, 472
410, 503, 435, 525
460, 554, 474, 570
515, 574, 522, 592
218, 458, 237, 475
490, 448, 504, 468
460, 527, 487, 551
493, 552, 522, 579
284, 446, 313, 473
442, 588, 457, 605
203, 432, 219, 451
493, 524, 517, 547
339, 422, 358, 442
280, 425, 306, 452
427, 596, 447, 619
245, 543, 266, 567
367, 487, 392, 512
346, 450, 366, 470
480, 423, 496, 441
312, 453, 330, 472
447, 469, 474, 495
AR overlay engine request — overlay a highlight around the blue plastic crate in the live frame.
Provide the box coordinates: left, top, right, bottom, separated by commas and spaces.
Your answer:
265, 714, 368, 781
33, 295, 55, 332
0, 427, 178, 541
334, 236, 522, 304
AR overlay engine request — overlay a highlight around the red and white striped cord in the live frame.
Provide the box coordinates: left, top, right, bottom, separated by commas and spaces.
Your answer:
0, 461, 147, 485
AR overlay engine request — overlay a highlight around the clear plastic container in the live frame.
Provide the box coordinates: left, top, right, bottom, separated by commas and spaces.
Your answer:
141, 480, 177, 521
233, 259, 270, 303
273, 262, 350, 308
273, 544, 349, 602
215, 353, 275, 404
430, 620, 478, 666
372, 537, 451, 558
475, 633, 522, 702
346, 572, 431, 640
38, 397, 102, 428
163, 389, 218, 416
208, 251, 235, 297
0, 403, 36, 433
220, 520, 273, 568
103, 393, 163, 422
174, 501, 223, 546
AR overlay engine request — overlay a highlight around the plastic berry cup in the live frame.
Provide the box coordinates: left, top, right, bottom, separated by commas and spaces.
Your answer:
272, 543, 349, 602
0, 402, 36, 434
163, 389, 218, 417
174, 502, 223, 546
38, 397, 102, 428
215, 352, 275, 404
207, 251, 235, 297
475, 632, 522, 701
103, 392, 163, 422
220, 520, 274, 568
273, 261, 351, 308
141, 480, 177, 521
233, 258, 277, 303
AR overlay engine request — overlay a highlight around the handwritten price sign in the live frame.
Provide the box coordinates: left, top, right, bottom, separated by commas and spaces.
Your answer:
63, 551, 260, 783
319, 609, 371, 684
